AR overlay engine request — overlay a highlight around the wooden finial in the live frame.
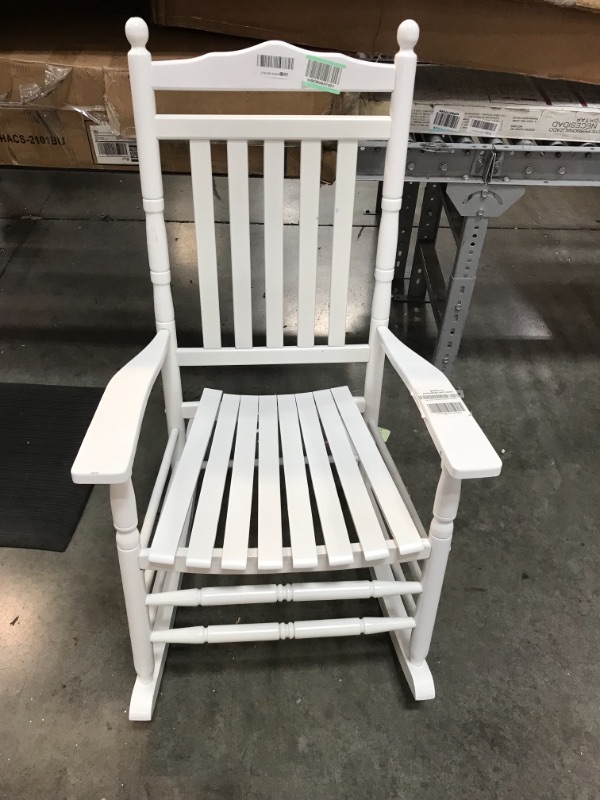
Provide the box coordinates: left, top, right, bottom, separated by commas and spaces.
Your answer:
397, 19, 419, 50
125, 17, 149, 48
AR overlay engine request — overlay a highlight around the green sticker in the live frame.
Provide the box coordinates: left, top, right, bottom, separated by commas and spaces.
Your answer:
302, 55, 346, 95
378, 427, 391, 443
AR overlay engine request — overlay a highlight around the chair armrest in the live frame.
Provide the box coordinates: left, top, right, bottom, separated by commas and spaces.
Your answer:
377, 327, 502, 479
72, 330, 170, 485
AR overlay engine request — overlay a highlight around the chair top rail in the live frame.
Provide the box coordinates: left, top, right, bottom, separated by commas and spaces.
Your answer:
154, 41, 394, 94
125, 18, 420, 94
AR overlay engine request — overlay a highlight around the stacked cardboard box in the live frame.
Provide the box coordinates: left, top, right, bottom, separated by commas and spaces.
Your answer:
0, 12, 333, 173
151, 0, 600, 86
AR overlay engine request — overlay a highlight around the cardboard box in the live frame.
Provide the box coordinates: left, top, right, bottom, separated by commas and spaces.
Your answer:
151, 0, 600, 85
0, 13, 334, 173
345, 66, 600, 142
0, 109, 316, 175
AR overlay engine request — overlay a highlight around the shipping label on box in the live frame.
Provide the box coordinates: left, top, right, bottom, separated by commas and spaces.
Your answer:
88, 124, 139, 165
412, 102, 600, 141
402, 67, 600, 142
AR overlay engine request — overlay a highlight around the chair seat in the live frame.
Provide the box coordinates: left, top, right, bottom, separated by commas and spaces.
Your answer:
145, 385, 426, 573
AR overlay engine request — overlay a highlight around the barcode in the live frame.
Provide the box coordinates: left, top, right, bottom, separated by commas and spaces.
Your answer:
305, 59, 343, 87
427, 401, 465, 414
97, 141, 128, 157
421, 392, 459, 402
469, 118, 499, 133
128, 144, 139, 163
432, 110, 461, 130
257, 54, 294, 70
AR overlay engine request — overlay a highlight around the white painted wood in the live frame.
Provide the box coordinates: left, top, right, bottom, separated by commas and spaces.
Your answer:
152, 615, 415, 644
383, 21, 420, 205
111, 480, 154, 684
313, 390, 390, 561
404, 559, 423, 582
147, 580, 421, 607
257, 396, 282, 570
221, 395, 259, 570
177, 344, 370, 366
328, 140, 358, 346
149, 38, 396, 93
296, 393, 354, 566
182, 394, 366, 419
390, 564, 417, 614
227, 140, 253, 348
150, 389, 222, 565
331, 386, 423, 556
140, 538, 428, 574
190, 139, 221, 348
297, 140, 321, 348
186, 393, 241, 569
155, 115, 391, 142
111, 19, 470, 716
72, 330, 169, 484
145, 567, 166, 608
263, 140, 285, 348
366, 420, 429, 539
126, 19, 185, 452
125, 18, 163, 200
130, 503, 191, 720
140, 427, 180, 549
373, 563, 435, 701
410, 468, 459, 664
277, 394, 318, 569
377, 327, 503, 479
157, 320, 186, 462
363, 20, 420, 427
129, 565, 182, 720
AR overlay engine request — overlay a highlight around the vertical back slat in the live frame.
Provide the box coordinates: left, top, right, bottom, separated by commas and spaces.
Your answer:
263, 140, 285, 348
297, 140, 321, 348
190, 140, 221, 348
227, 140, 253, 348
328, 140, 358, 347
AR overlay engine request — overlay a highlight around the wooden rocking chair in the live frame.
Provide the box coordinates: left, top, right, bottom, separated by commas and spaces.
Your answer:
72, 17, 501, 721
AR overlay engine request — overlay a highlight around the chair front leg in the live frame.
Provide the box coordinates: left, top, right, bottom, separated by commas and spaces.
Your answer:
409, 466, 461, 665
110, 479, 154, 684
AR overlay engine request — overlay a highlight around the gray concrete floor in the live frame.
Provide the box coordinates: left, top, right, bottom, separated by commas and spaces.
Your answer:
0, 168, 599, 800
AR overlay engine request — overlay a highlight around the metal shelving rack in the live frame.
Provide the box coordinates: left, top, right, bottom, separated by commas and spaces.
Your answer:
357, 138, 600, 373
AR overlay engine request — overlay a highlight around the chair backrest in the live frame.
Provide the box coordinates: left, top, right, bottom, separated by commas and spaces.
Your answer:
125, 17, 418, 424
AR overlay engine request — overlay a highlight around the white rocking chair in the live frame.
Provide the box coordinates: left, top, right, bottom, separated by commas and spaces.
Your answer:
72, 17, 501, 721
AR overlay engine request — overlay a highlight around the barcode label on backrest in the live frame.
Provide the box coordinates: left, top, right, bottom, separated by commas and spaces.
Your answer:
257, 54, 295, 70
466, 117, 501, 135
303, 56, 346, 93
430, 107, 464, 131
89, 124, 139, 165
256, 53, 295, 79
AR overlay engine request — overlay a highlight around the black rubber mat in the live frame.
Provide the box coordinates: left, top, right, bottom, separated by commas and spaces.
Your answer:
0, 384, 104, 551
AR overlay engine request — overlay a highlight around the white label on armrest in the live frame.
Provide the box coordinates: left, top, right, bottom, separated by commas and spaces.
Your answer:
419, 390, 468, 416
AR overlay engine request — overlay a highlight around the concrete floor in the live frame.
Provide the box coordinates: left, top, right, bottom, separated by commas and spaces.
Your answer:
0, 168, 599, 800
